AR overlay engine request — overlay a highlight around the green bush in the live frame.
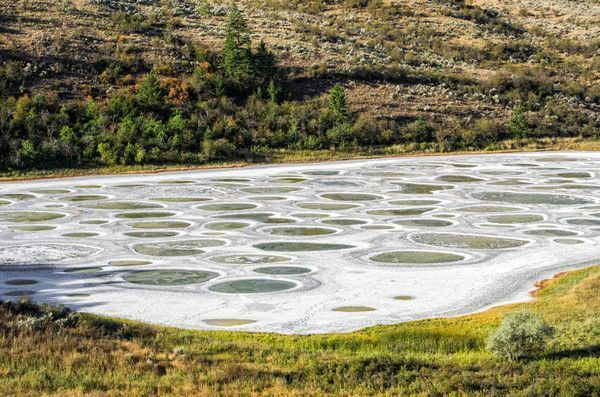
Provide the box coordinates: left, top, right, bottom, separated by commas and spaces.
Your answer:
486, 310, 554, 361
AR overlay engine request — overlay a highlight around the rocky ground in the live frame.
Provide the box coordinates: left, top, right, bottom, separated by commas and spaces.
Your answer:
1, 0, 599, 124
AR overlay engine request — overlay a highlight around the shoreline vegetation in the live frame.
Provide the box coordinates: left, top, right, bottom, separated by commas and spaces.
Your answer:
2, 137, 599, 182
1, 4, 598, 178
0, 265, 598, 395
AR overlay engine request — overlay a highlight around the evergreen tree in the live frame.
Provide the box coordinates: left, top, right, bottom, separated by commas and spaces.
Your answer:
220, 4, 253, 88
327, 83, 349, 123
254, 40, 277, 86
267, 80, 278, 103
137, 71, 164, 111
509, 103, 528, 140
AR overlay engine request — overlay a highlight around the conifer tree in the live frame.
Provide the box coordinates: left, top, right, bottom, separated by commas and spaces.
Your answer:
327, 83, 349, 123
220, 4, 253, 88
137, 71, 164, 111
254, 40, 277, 87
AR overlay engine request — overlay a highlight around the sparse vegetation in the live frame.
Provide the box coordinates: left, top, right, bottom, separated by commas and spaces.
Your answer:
0, 0, 597, 173
0, 266, 598, 395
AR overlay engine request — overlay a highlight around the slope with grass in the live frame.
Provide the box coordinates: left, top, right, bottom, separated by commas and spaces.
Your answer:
1, 266, 598, 395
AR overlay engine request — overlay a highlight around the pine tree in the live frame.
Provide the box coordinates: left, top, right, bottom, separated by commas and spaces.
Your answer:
327, 83, 349, 123
137, 71, 164, 110
267, 80, 278, 102
220, 4, 253, 88
254, 40, 277, 86
509, 103, 529, 140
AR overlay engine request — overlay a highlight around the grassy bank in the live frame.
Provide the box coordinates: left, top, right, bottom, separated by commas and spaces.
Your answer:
1, 266, 598, 395
2, 137, 599, 182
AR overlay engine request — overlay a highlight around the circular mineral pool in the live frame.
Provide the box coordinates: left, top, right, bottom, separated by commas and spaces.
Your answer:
266, 226, 337, 236
487, 214, 544, 224
394, 219, 454, 227
203, 319, 256, 326
555, 238, 584, 245
296, 202, 360, 211
124, 231, 179, 238
565, 218, 600, 226
64, 266, 102, 274
253, 266, 311, 275
10, 225, 56, 232
370, 250, 465, 264
524, 229, 577, 237
198, 203, 258, 211
1, 211, 66, 222
1, 194, 36, 201
332, 306, 375, 312
212, 254, 291, 264
436, 175, 483, 183
32, 189, 72, 194
458, 205, 522, 213
471, 191, 592, 205
115, 212, 175, 219
87, 202, 163, 210
208, 279, 296, 293
109, 260, 152, 267
5, 279, 38, 286
322, 219, 367, 226
388, 199, 442, 206
134, 239, 225, 256
394, 183, 453, 194
411, 232, 528, 249
242, 187, 302, 194
63, 232, 99, 238
254, 242, 354, 252
60, 195, 108, 202
394, 295, 415, 301
554, 172, 592, 178
205, 222, 250, 231
271, 177, 307, 183
291, 212, 330, 219
248, 196, 287, 201
367, 208, 435, 216
80, 220, 109, 225
124, 270, 219, 286
150, 197, 212, 203
128, 221, 191, 229
321, 193, 383, 201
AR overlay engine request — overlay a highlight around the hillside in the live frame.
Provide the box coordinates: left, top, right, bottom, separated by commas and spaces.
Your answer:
0, 0, 598, 170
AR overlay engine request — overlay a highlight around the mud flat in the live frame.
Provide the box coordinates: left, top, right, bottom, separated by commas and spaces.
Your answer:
1, 152, 599, 334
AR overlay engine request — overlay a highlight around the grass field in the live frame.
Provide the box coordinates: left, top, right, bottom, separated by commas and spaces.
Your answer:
1, 266, 598, 395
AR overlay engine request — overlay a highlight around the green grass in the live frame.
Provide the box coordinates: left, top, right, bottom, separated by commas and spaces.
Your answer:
0, 266, 598, 395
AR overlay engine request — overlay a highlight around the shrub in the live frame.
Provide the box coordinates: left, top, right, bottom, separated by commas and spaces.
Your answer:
486, 310, 554, 361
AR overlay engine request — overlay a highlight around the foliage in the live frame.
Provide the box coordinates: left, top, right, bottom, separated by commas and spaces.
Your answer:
486, 310, 555, 361
0, 267, 597, 395
509, 103, 529, 140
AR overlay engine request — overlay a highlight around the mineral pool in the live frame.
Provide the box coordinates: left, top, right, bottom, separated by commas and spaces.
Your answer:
0, 152, 599, 333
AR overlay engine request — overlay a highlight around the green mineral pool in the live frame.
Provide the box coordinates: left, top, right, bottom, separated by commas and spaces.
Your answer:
411, 232, 528, 249
255, 242, 354, 252
370, 250, 465, 264
124, 270, 219, 286
208, 279, 296, 293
